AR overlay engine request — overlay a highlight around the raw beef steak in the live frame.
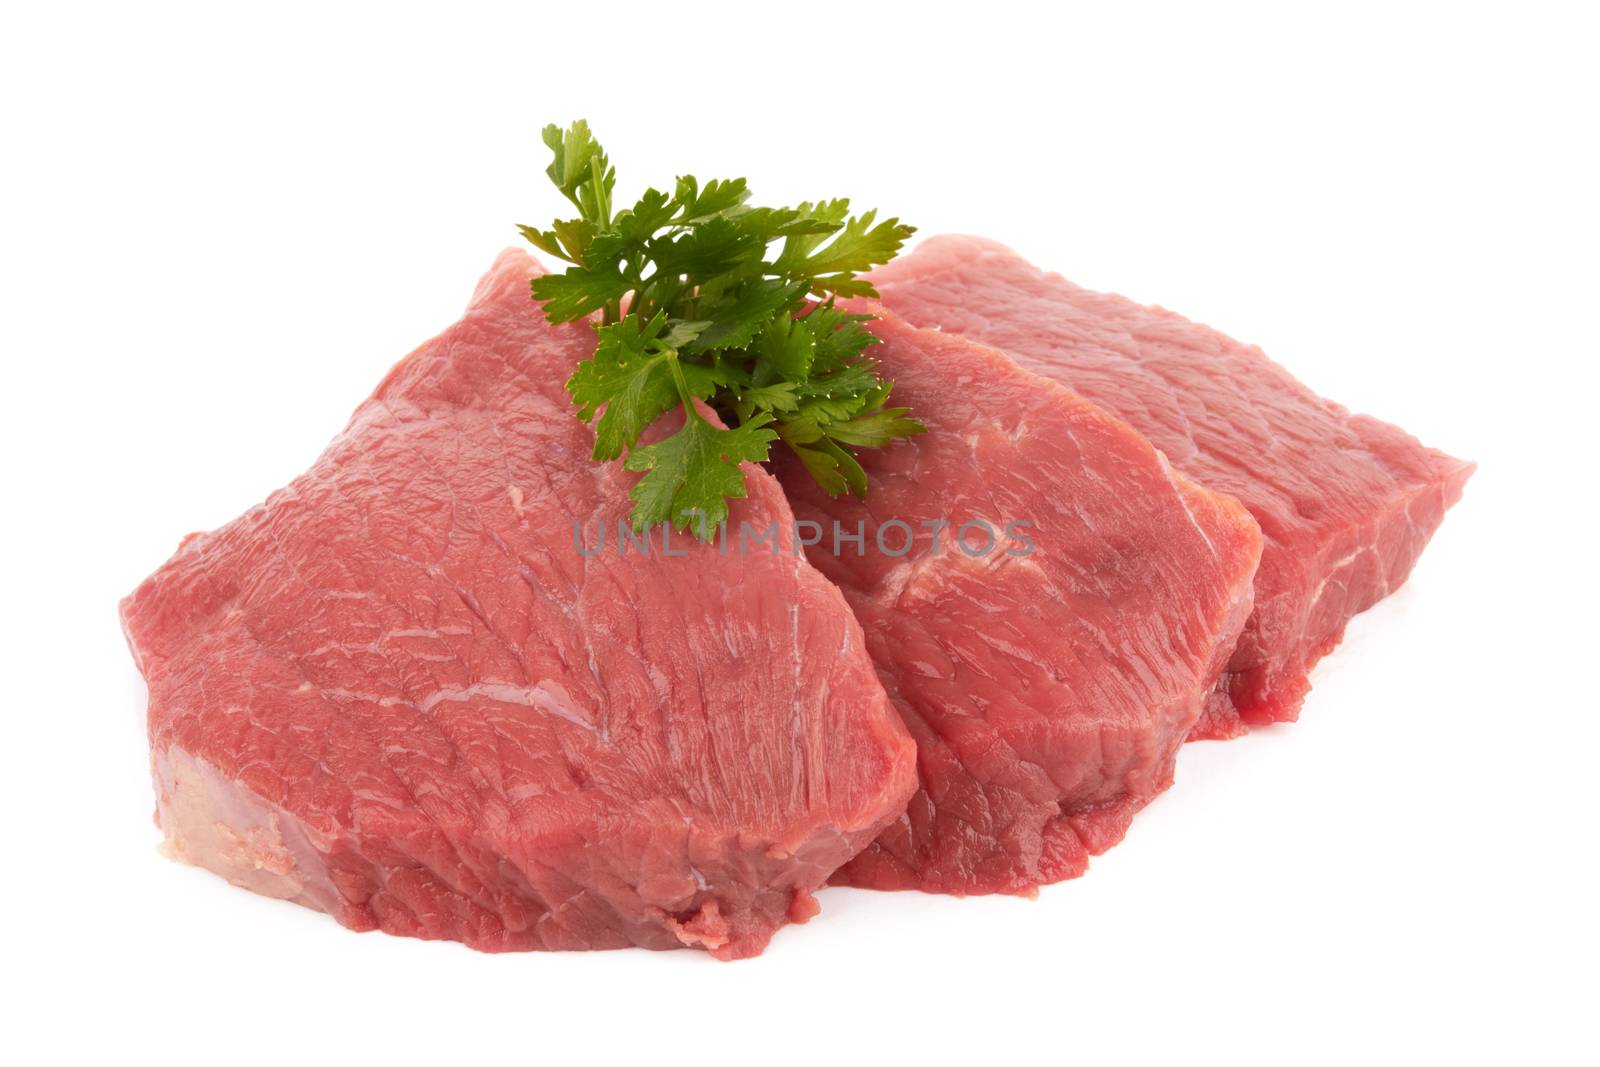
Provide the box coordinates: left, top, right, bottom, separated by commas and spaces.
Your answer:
871, 236, 1474, 739
120, 249, 916, 959
775, 305, 1262, 894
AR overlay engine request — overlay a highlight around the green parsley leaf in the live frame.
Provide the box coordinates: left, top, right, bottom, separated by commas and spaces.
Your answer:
567, 313, 705, 460
624, 413, 778, 534
823, 404, 925, 449
683, 280, 804, 354
516, 224, 571, 265
542, 121, 614, 223
783, 436, 869, 498
738, 381, 801, 414
786, 209, 912, 280
674, 176, 751, 224
530, 266, 631, 323
756, 313, 816, 382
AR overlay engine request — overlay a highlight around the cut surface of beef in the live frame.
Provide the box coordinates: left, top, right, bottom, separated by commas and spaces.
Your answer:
774, 305, 1262, 894
871, 236, 1474, 740
120, 249, 916, 959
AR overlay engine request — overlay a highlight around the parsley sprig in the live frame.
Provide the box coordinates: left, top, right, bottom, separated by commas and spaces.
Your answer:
521, 120, 923, 538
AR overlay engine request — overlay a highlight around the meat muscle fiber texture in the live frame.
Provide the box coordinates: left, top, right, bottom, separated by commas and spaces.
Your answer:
119, 249, 916, 959
871, 236, 1474, 740
775, 304, 1262, 894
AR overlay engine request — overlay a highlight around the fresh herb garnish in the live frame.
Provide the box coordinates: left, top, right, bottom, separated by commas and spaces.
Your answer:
521, 120, 923, 538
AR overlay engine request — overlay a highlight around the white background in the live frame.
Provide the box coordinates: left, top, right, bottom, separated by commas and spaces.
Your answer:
4, 2, 1596, 1063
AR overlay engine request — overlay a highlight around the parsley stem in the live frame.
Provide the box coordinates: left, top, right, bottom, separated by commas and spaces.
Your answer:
589, 157, 611, 227
663, 350, 707, 426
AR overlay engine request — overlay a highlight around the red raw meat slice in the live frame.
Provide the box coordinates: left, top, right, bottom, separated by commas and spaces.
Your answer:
775, 305, 1262, 894
871, 236, 1474, 739
120, 249, 916, 959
